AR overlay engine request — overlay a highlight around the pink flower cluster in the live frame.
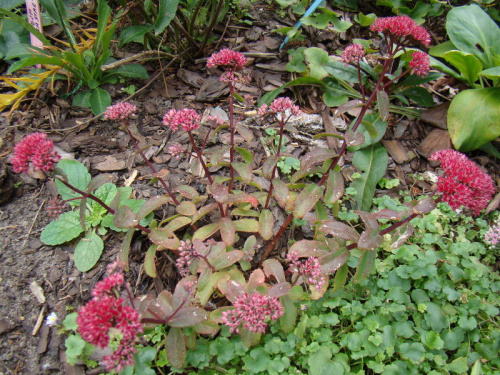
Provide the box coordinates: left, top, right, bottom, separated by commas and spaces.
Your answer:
77, 265, 142, 373
175, 240, 197, 276
163, 108, 201, 132
11, 133, 61, 173
429, 150, 495, 216
258, 97, 302, 123
287, 251, 326, 290
104, 102, 137, 120
371, 15, 431, 47
221, 292, 284, 334
409, 51, 430, 77
484, 220, 500, 248
341, 44, 366, 66
168, 143, 184, 159
207, 49, 247, 71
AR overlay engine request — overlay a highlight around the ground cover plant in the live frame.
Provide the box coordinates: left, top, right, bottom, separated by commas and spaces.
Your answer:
2, 2, 500, 375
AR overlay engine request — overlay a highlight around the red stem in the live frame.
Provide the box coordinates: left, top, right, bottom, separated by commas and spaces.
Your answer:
228, 82, 236, 193
264, 117, 286, 209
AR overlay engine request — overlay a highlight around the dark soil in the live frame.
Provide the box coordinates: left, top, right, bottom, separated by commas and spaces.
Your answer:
0, 3, 499, 374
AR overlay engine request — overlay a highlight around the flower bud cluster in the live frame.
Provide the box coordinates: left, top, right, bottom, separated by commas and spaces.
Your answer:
409, 51, 430, 77
287, 251, 326, 290
104, 102, 137, 120
168, 143, 184, 159
11, 133, 60, 173
370, 15, 431, 46
258, 97, 302, 123
221, 292, 284, 334
484, 219, 500, 248
175, 240, 198, 276
163, 108, 201, 132
341, 43, 366, 66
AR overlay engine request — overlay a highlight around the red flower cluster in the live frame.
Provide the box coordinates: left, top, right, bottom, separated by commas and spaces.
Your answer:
221, 292, 284, 334
11, 133, 60, 173
207, 49, 247, 71
287, 251, 326, 290
409, 51, 430, 77
429, 149, 495, 216
77, 267, 142, 373
341, 43, 366, 66
168, 143, 184, 160
258, 97, 302, 123
104, 102, 137, 120
163, 108, 201, 132
371, 15, 431, 46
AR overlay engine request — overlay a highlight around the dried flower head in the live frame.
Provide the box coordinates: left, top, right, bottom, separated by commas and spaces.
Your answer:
207, 49, 247, 71
221, 292, 284, 334
104, 102, 137, 120
429, 149, 495, 216
371, 15, 431, 47
11, 133, 60, 173
168, 143, 184, 159
163, 108, 201, 132
341, 43, 366, 66
409, 51, 430, 77
258, 97, 302, 123
287, 251, 326, 290
484, 220, 500, 248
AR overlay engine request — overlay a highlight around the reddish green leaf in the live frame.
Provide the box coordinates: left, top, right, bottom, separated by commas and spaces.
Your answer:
168, 307, 208, 327
413, 197, 437, 214
259, 209, 274, 240
113, 205, 138, 228
136, 196, 170, 221
192, 203, 218, 224
193, 223, 220, 241
247, 269, 266, 291
165, 216, 192, 231
377, 90, 390, 121
193, 319, 220, 335
319, 220, 360, 242
236, 123, 254, 142
118, 228, 134, 271
319, 248, 349, 274
144, 244, 157, 278
262, 155, 279, 179
353, 250, 376, 284
288, 240, 330, 257
293, 183, 324, 219
241, 327, 261, 347
198, 272, 228, 306
219, 279, 245, 303
231, 208, 260, 217
280, 294, 297, 334
148, 228, 180, 250
272, 179, 289, 208
325, 170, 344, 204
219, 218, 236, 246
225, 193, 259, 208
175, 185, 200, 201
235, 147, 254, 164
166, 327, 186, 369
262, 259, 286, 283
357, 228, 382, 250
332, 263, 349, 293
300, 148, 338, 171
176, 201, 197, 216
346, 129, 365, 147
232, 162, 253, 183
212, 250, 244, 270
268, 282, 291, 298
210, 183, 229, 203
173, 276, 198, 308
234, 219, 259, 232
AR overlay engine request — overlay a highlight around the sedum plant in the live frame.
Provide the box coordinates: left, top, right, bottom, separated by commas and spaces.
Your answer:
10, 17, 497, 371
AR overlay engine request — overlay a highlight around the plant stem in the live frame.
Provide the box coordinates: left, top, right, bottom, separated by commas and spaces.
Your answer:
264, 117, 286, 209
123, 122, 180, 206
227, 82, 236, 193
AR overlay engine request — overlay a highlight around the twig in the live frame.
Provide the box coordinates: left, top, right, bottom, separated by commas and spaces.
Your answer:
100, 50, 176, 71
31, 305, 47, 336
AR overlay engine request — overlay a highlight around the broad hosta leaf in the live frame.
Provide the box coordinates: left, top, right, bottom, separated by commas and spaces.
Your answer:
293, 183, 324, 219
351, 143, 388, 210
74, 232, 104, 272
232, 162, 253, 183
259, 209, 273, 240
166, 327, 186, 369
324, 170, 344, 204
353, 249, 376, 283
168, 307, 208, 327
54, 160, 91, 206
319, 220, 360, 242
446, 4, 500, 68
443, 50, 483, 85
447, 88, 500, 151
289, 240, 330, 257
234, 219, 259, 232
262, 259, 286, 283
219, 218, 236, 246
41, 211, 84, 245
144, 244, 157, 278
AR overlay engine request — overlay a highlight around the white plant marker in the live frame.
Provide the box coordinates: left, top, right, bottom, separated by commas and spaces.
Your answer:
26, 0, 44, 69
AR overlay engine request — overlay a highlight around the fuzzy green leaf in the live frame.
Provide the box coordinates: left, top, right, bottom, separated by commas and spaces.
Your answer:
74, 232, 104, 272
41, 211, 84, 245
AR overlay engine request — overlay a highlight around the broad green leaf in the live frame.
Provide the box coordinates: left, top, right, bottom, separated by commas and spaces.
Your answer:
235, 147, 254, 164
308, 347, 342, 375
446, 357, 468, 374
286, 47, 307, 73
423, 302, 449, 333
293, 183, 324, 219
74, 232, 104, 272
350, 113, 387, 150
429, 40, 457, 58
233, 219, 259, 232
54, 160, 91, 206
479, 66, 500, 79
144, 244, 157, 278
0, 0, 24, 10
154, 0, 180, 34
72, 90, 91, 109
166, 327, 186, 369
351, 143, 388, 210
258, 77, 326, 106
232, 162, 253, 183
400, 86, 434, 107
41, 211, 84, 245
399, 342, 425, 363
447, 88, 500, 151
443, 50, 483, 85
424, 331, 444, 350
132, 347, 156, 375
324, 60, 361, 83
64, 335, 86, 365
446, 4, 500, 68
258, 209, 273, 240
332, 263, 348, 293
88, 87, 111, 116
353, 249, 376, 283
118, 24, 154, 47
193, 223, 220, 241
115, 64, 149, 79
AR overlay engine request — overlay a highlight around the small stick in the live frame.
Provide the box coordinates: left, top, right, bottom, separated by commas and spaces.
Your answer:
32, 305, 47, 336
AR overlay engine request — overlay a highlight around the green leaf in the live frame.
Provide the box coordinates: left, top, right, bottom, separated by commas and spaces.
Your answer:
144, 244, 157, 278
423, 302, 448, 333
350, 113, 387, 150
62, 312, 78, 331
232, 162, 253, 183
41, 211, 84, 245
399, 342, 425, 363
304, 47, 331, 80
308, 347, 343, 375
324, 60, 360, 83
447, 87, 500, 151
293, 183, 324, 219
400, 86, 434, 107
446, 4, 500, 68
286, 47, 307, 73
243, 347, 269, 372
446, 357, 468, 374
353, 250, 376, 284
458, 315, 477, 331
166, 327, 186, 369
234, 219, 259, 233
351, 143, 388, 210
73, 232, 104, 272
258, 77, 326, 106
118, 24, 154, 47
193, 223, 220, 241
424, 331, 444, 350
325, 170, 344, 204
479, 66, 500, 79
168, 307, 208, 327
219, 218, 236, 246
259, 209, 273, 240
88, 87, 111, 116
65, 334, 86, 364
235, 147, 254, 164
132, 347, 157, 375
443, 50, 483, 85
377, 90, 390, 121
54, 160, 91, 206
154, 0, 180, 34
115, 64, 149, 79
72, 90, 92, 109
